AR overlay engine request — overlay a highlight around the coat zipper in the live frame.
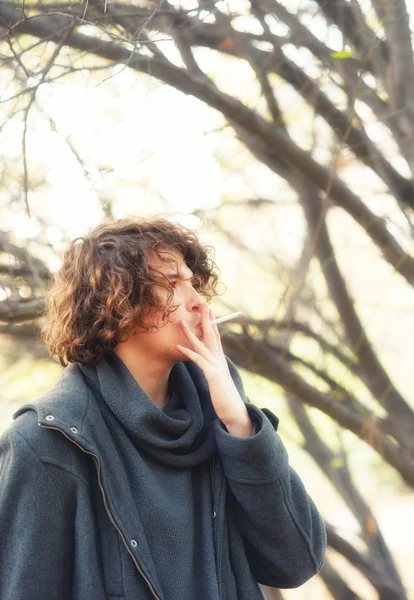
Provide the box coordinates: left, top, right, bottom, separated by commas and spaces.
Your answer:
210, 453, 224, 599
210, 455, 217, 519
39, 424, 160, 600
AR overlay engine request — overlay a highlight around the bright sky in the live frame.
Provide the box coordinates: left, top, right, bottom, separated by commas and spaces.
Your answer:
2, 73, 223, 237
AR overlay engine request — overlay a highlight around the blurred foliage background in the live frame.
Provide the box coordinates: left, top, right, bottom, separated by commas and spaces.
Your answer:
1, 0, 414, 598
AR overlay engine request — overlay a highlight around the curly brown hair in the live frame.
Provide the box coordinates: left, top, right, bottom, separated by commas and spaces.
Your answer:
40, 216, 221, 366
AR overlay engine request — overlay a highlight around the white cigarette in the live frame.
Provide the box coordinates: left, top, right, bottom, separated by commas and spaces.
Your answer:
211, 311, 243, 325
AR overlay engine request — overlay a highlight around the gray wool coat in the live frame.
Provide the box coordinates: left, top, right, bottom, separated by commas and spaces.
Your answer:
0, 355, 326, 600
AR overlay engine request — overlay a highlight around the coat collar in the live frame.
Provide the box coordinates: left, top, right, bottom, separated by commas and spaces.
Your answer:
14, 362, 100, 444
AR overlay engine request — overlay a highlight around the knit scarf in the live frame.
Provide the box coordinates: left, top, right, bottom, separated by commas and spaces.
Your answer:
78, 351, 218, 467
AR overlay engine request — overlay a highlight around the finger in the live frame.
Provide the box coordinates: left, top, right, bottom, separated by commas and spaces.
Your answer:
199, 305, 221, 358
180, 320, 215, 361
201, 304, 217, 342
176, 344, 215, 375
209, 309, 221, 340
205, 306, 222, 350
208, 308, 223, 345
209, 310, 230, 375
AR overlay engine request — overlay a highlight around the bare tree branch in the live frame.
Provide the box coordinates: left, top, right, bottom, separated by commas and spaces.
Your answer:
289, 397, 406, 597
222, 331, 414, 487
371, 0, 414, 175
319, 557, 363, 600
1, 4, 413, 290
326, 524, 407, 600
313, 0, 389, 80
0, 233, 51, 282
295, 179, 414, 450
0, 298, 45, 321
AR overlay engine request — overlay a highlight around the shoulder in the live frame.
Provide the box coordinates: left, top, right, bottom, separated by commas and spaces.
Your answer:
0, 367, 94, 485
0, 411, 91, 534
1, 410, 91, 487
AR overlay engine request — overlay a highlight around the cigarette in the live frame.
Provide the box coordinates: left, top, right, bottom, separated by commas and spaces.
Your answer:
211, 311, 243, 325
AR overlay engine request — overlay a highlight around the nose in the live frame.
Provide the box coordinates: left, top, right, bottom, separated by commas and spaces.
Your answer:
187, 287, 206, 314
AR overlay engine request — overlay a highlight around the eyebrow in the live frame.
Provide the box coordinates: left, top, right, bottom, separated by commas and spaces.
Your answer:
164, 271, 194, 281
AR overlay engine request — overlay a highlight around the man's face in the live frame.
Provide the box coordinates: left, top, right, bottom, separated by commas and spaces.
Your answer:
128, 247, 207, 362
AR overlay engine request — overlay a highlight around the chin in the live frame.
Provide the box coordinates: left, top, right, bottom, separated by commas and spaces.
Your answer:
175, 354, 190, 364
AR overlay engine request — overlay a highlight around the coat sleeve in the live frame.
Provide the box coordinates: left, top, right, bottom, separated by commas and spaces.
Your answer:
214, 360, 326, 589
0, 426, 74, 600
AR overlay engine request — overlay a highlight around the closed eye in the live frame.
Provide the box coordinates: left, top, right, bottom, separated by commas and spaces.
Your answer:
171, 278, 199, 289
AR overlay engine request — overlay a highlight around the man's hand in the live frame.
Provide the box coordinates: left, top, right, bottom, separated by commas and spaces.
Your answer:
176, 303, 252, 437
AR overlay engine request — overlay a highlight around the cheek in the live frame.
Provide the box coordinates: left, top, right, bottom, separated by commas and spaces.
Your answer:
141, 309, 163, 328
167, 297, 185, 322
162, 309, 183, 332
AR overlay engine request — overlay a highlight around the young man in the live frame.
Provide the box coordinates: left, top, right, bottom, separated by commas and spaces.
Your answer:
0, 216, 326, 600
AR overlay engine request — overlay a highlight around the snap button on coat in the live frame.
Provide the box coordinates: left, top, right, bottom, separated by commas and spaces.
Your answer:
45, 415, 54, 421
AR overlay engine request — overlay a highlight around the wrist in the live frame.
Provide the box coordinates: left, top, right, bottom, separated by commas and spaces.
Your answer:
222, 410, 253, 438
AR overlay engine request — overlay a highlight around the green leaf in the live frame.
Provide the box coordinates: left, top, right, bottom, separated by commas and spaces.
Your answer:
330, 458, 345, 469
331, 51, 352, 59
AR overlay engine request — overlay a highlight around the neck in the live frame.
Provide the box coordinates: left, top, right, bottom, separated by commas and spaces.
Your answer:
113, 344, 172, 408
